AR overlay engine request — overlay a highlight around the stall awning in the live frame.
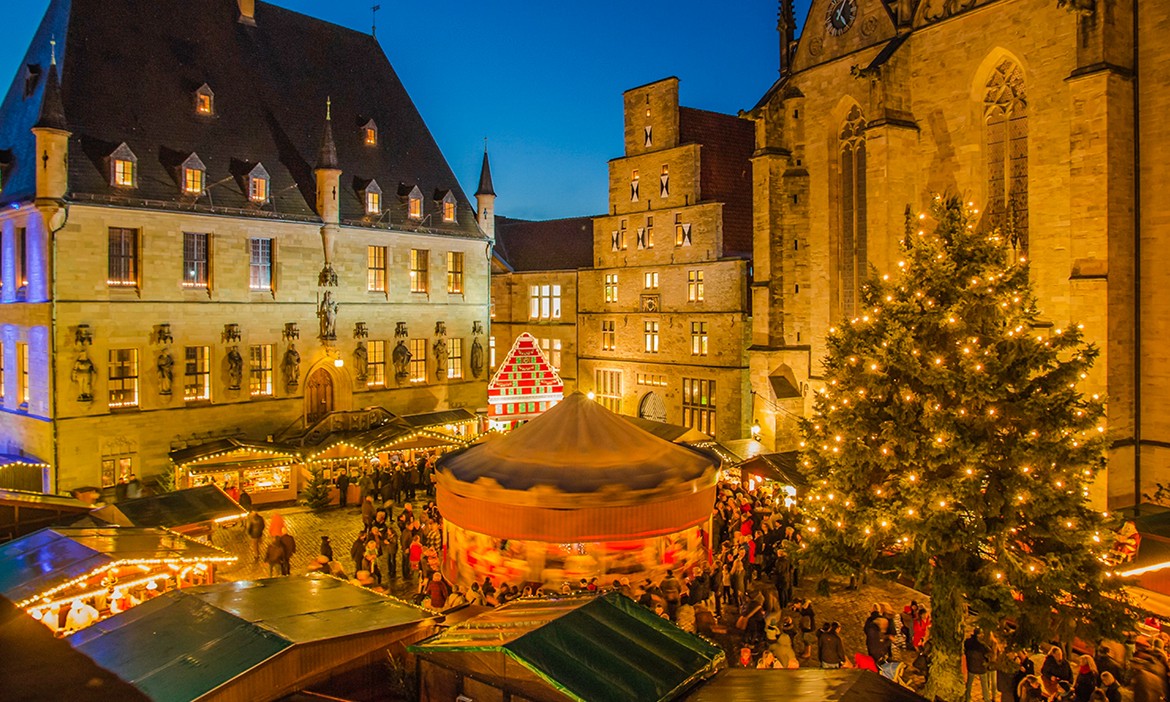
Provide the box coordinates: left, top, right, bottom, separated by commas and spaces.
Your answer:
70, 574, 439, 702
403, 408, 477, 429
85, 485, 247, 529
682, 669, 926, 701
621, 415, 710, 443
168, 437, 301, 467
737, 452, 808, 488
409, 592, 724, 702
0, 526, 235, 606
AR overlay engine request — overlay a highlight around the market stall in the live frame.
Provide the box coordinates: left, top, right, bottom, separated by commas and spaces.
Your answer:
437, 391, 719, 588
85, 484, 248, 534
486, 332, 564, 431
0, 453, 50, 493
409, 592, 725, 702
0, 526, 235, 634
681, 669, 926, 702
169, 438, 302, 505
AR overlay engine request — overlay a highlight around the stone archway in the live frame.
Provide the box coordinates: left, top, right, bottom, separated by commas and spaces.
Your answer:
305, 367, 334, 424
638, 391, 667, 423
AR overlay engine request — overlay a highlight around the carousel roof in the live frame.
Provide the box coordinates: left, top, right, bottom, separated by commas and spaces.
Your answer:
441, 392, 716, 493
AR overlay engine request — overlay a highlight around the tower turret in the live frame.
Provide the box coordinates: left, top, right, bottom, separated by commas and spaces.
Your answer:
315, 98, 341, 284
31, 40, 70, 214
475, 145, 496, 239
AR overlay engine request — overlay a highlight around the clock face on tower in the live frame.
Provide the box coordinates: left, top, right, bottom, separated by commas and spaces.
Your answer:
825, 0, 858, 36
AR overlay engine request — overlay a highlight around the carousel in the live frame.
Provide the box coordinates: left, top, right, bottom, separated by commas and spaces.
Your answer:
436, 391, 719, 588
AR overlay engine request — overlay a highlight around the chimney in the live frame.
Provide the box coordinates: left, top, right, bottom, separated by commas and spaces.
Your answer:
237, 0, 256, 25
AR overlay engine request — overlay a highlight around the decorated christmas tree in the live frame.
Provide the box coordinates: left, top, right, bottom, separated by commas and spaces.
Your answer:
299, 464, 333, 510
799, 197, 1129, 698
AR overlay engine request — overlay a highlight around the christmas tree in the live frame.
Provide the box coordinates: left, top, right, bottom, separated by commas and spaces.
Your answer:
299, 464, 333, 510
799, 197, 1130, 698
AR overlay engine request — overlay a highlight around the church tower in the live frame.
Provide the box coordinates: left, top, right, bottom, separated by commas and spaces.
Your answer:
475, 147, 496, 240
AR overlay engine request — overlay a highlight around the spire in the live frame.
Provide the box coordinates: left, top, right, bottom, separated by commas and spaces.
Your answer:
315, 96, 339, 170
475, 142, 495, 197
35, 37, 67, 131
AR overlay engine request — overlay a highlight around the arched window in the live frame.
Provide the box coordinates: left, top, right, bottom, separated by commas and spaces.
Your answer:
984, 59, 1028, 255
839, 105, 867, 320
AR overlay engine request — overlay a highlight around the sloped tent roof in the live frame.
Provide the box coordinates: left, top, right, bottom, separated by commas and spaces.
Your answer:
169, 437, 302, 467
437, 392, 718, 541
738, 452, 808, 488
70, 574, 441, 702
621, 415, 710, 443
682, 669, 927, 701
409, 592, 724, 702
0, 595, 149, 702
86, 484, 247, 529
0, 527, 235, 606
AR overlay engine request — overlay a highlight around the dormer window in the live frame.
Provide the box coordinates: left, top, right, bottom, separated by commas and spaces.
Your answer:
436, 190, 457, 223
364, 180, 383, 215
109, 143, 138, 188
181, 153, 206, 195
247, 163, 270, 203
362, 119, 377, 146
406, 185, 423, 220
195, 84, 215, 116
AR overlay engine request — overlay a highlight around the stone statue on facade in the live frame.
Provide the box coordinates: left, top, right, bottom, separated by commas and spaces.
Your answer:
72, 352, 95, 402
353, 341, 368, 383
157, 349, 174, 396
392, 340, 411, 383
283, 343, 301, 390
318, 291, 338, 341
226, 346, 244, 390
433, 337, 448, 382
470, 336, 485, 379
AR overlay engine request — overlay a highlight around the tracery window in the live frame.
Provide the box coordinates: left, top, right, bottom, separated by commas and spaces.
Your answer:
838, 105, 867, 320
984, 59, 1028, 256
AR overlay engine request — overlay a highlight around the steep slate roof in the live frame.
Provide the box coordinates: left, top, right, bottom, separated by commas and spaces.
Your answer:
678, 106, 755, 258
494, 215, 596, 271
0, 0, 483, 239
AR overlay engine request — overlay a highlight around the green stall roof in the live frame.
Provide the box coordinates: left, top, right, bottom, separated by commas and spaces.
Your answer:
69, 574, 439, 701
409, 592, 725, 702
681, 669, 928, 702
86, 485, 247, 529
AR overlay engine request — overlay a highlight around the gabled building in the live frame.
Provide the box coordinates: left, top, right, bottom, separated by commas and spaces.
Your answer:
0, 0, 490, 496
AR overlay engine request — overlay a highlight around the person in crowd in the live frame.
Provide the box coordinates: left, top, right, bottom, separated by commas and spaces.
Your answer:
319, 535, 333, 562
817, 621, 846, 669
912, 607, 932, 650
660, 569, 682, 619
336, 468, 350, 508
362, 539, 382, 585
1017, 674, 1046, 702
1007, 650, 1036, 702
1071, 654, 1098, 702
1041, 646, 1073, 688
427, 572, 450, 610
963, 627, 992, 702
1098, 670, 1121, 702
360, 495, 375, 528
245, 510, 265, 560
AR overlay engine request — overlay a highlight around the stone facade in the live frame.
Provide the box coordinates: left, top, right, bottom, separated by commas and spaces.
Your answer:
747, 0, 1161, 507
490, 270, 579, 393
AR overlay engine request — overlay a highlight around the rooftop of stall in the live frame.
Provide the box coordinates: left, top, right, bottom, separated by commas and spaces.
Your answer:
409, 592, 724, 702
83, 484, 247, 532
681, 669, 927, 702
69, 574, 442, 702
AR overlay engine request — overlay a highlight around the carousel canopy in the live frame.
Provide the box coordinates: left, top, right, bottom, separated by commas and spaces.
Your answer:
442, 392, 715, 494
69, 574, 439, 702
409, 592, 724, 702
0, 527, 234, 606
682, 669, 927, 701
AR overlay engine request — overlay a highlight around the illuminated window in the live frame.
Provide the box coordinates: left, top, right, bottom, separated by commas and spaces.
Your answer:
17, 342, 28, 407
539, 338, 562, 371
595, 369, 622, 413
184, 167, 204, 194
368, 340, 386, 387
443, 200, 456, 222
362, 119, 378, 146
100, 456, 133, 489
660, 165, 669, 197
604, 273, 618, 303
14, 226, 27, 294
107, 227, 138, 288
184, 346, 210, 402
985, 59, 1029, 256
447, 251, 464, 293
108, 348, 139, 409
448, 338, 463, 379
529, 283, 561, 319
195, 84, 215, 115
682, 378, 716, 436
367, 246, 387, 292
675, 213, 691, 247
643, 272, 658, 289
183, 232, 209, 289
611, 219, 628, 251
249, 344, 273, 397
489, 336, 496, 368
109, 143, 138, 188
691, 321, 708, 356
838, 105, 868, 319
249, 175, 268, 202
687, 269, 704, 302
410, 249, 429, 293
409, 194, 423, 219
601, 320, 616, 351
249, 238, 273, 291
643, 320, 659, 353
630, 169, 639, 202
366, 191, 381, 214
409, 338, 427, 383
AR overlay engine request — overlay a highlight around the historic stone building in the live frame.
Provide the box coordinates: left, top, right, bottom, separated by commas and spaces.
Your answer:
0, 0, 490, 494
747, 0, 1163, 506
579, 78, 753, 441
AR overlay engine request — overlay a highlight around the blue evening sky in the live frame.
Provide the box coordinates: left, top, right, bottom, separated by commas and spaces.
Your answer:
2, 1, 813, 220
